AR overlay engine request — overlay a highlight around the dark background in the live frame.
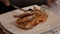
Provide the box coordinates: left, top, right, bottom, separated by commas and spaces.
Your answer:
10, 0, 47, 8
0, 0, 47, 14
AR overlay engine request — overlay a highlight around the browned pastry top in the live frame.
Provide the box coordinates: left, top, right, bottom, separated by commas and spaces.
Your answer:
13, 6, 48, 30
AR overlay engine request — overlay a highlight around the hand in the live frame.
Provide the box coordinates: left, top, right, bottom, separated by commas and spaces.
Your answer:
47, 0, 56, 6
0, 0, 10, 6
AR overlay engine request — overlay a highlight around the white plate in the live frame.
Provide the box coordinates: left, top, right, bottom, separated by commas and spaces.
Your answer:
0, 5, 60, 34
